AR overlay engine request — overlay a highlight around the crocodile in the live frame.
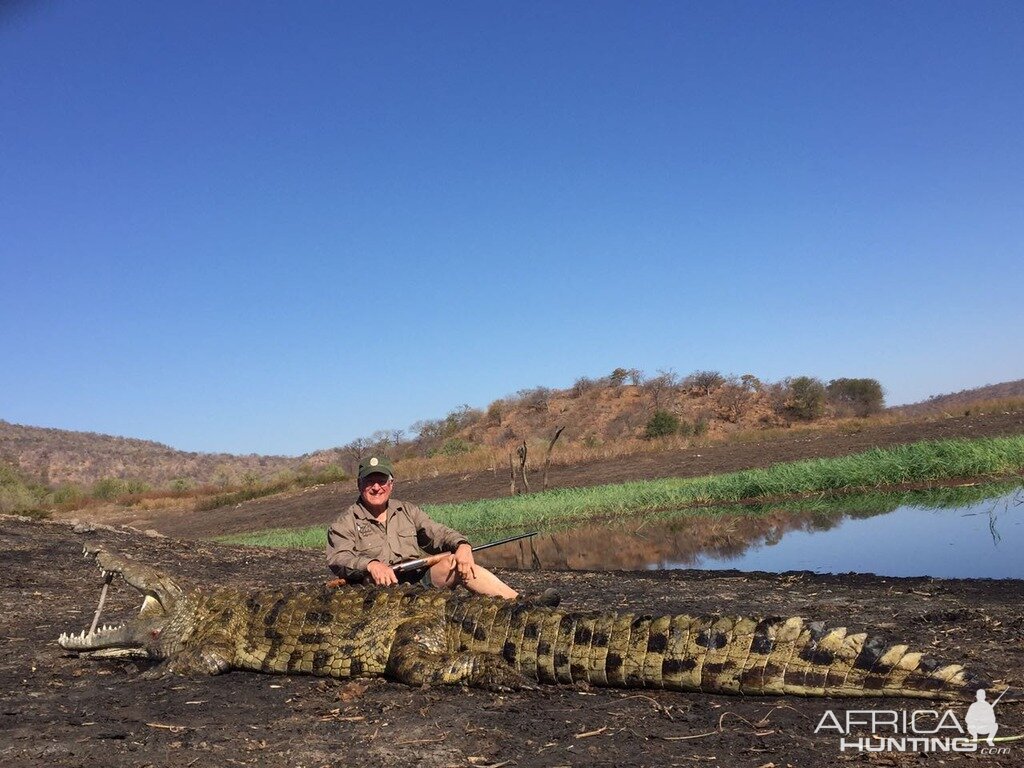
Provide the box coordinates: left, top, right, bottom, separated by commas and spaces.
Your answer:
58, 545, 986, 699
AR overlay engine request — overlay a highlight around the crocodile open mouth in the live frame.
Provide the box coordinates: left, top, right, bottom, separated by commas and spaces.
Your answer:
57, 546, 166, 657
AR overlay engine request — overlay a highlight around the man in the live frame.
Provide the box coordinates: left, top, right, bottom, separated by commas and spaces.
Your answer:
326, 455, 519, 598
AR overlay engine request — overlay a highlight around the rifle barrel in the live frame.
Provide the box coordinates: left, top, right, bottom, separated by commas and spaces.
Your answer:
470, 531, 538, 552
392, 531, 538, 573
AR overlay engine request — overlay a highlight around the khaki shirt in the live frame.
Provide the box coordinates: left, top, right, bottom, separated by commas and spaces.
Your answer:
326, 498, 469, 581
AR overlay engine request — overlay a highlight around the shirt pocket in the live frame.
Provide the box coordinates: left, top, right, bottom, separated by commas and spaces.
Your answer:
353, 524, 383, 560
395, 530, 421, 560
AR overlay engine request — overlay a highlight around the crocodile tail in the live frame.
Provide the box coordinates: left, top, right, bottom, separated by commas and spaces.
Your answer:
483, 606, 981, 700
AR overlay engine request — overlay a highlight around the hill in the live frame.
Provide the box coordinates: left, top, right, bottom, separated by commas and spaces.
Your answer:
891, 379, 1024, 417
0, 420, 299, 488
3, 371, 1023, 493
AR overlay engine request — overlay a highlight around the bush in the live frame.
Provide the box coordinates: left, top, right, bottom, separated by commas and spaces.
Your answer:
787, 376, 827, 420
486, 400, 505, 425
827, 378, 885, 417
644, 410, 680, 439
440, 438, 472, 456
91, 477, 128, 500
306, 464, 348, 484
52, 484, 85, 505
680, 417, 709, 437
0, 463, 47, 514
91, 477, 149, 501
515, 387, 553, 410
0, 484, 41, 515
570, 377, 598, 398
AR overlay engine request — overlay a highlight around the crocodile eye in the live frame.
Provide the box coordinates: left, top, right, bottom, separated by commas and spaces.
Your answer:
151, 629, 162, 638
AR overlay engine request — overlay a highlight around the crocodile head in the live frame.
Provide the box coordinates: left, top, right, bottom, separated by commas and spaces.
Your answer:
58, 544, 188, 659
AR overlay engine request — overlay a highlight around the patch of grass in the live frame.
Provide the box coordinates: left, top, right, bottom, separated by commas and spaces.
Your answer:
219, 435, 1024, 549
195, 465, 349, 511
220, 527, 324, 548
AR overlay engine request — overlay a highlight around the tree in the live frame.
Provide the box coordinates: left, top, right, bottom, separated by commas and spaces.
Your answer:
570, 377, 597, 398
739, 374, 763, 392
643, 369, 679, 409
786, 376, 827, 420
685, 370, 726, 396
716, 382, 751, 423
608, 368, 630, 386
343, 437, 370, 462
827, 378, 885, 417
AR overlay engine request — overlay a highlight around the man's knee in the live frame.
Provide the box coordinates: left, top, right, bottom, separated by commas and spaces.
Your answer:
428, 561, 458, 589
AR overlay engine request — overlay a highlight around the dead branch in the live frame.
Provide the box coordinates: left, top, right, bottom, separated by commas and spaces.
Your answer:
517, 441, 529, 493
508, 451, 517, 496
542, 425, 565, 491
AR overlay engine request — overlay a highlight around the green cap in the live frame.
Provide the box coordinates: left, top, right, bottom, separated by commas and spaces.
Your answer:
358, 455, 395, 481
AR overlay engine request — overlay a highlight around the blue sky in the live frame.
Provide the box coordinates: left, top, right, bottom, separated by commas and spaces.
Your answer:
2, 1, 1022, 456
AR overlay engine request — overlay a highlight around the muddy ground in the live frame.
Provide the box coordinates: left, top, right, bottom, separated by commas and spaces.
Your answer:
2, 515, 1022, 768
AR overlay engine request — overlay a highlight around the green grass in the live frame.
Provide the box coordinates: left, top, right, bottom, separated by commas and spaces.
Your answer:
217, 435, 1024, 548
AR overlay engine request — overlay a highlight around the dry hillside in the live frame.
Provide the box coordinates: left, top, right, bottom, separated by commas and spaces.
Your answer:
4, 372, 1020, 491
892, 379, 1024, 416
0, 421, 297, 488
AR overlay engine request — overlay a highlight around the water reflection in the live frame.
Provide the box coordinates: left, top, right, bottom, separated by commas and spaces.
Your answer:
473, 484, 1023, 579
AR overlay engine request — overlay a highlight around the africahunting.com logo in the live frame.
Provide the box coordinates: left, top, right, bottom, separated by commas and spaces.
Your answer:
815, 688, 1016, 755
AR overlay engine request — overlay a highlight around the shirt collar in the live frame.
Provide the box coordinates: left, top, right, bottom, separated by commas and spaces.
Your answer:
354, 498, 402, 520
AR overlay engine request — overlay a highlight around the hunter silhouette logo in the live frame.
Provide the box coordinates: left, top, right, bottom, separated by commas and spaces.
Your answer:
966, 688, 1003, 746
815, 687, 1016, 755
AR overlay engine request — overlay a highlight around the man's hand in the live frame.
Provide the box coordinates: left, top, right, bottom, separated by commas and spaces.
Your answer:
450, 543, 476, 583
366, 560, 398, 586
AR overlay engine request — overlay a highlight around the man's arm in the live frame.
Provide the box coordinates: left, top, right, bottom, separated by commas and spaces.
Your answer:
407, 502, 469, 554
407, 503, 476, 582
325, 511, 376, 580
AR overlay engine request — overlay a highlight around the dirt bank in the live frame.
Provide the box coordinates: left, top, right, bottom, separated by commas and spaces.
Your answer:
2, 516, 1021, 767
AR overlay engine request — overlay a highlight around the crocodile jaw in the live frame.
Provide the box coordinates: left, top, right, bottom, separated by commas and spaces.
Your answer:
58, 623, 148, 656
58, 545, 179, 658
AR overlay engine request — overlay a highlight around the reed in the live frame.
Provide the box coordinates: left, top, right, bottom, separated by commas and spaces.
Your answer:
218, 435, 1024, 548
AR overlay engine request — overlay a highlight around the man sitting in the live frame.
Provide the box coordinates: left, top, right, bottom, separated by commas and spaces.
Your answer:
326, 455, 522, 598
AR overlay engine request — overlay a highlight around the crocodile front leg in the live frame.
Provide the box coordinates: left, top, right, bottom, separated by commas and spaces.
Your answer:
386, 618, 529, 691
142, 642, 234, 678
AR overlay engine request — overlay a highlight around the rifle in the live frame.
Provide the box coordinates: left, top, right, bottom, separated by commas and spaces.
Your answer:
392, 531, 538, 573
325, 531, 538, 588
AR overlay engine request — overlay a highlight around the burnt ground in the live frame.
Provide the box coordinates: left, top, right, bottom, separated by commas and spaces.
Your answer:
2, 516, 1023, 768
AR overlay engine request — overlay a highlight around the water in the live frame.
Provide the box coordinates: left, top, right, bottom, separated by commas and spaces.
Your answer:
475, 485, 1024, 579
690, 489, 1023, 578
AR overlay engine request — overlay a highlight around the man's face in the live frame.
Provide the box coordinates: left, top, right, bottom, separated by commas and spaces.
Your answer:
359, 472, 393, 508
